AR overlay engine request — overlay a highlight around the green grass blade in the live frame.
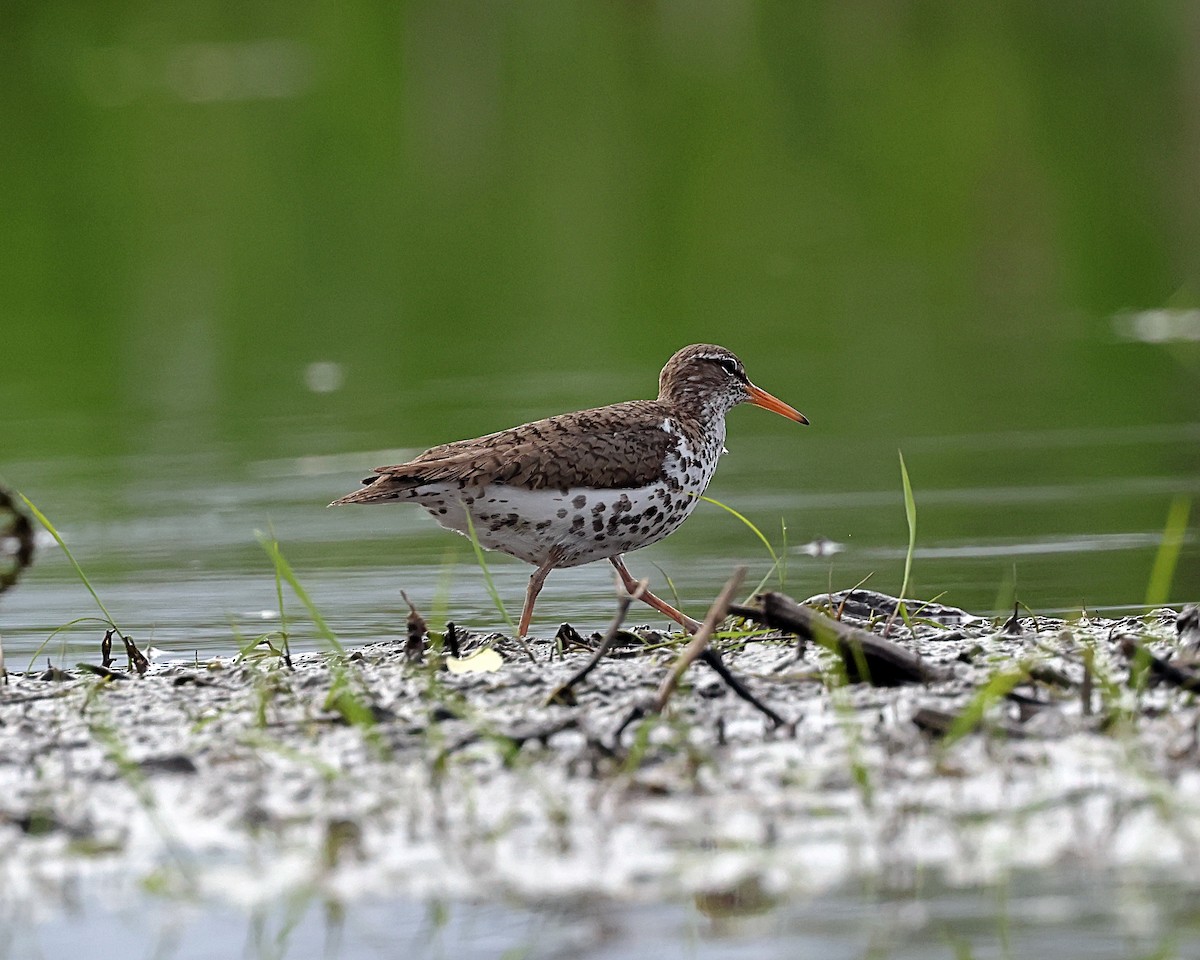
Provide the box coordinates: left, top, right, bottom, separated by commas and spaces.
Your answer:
992, 564, 1017, 620
898, 451, 917, 603
257, 534, 387, 733
430, 544, 460, 626
1145, 496, 1190, 608
269, 524, 289, 646
23, 616, 115, 674
747, 560, 784, 602
461, 509, 517, 635
257, 532, 344, 654
649, 561, 683, 614
19, 494, 123, 636
698, 494, 788, 603
943, 669, 1025, 747
778, 517, 789, 589
698, 495, 779, 568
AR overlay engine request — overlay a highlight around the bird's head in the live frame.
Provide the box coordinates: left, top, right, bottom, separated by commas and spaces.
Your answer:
658, 343, 808, 424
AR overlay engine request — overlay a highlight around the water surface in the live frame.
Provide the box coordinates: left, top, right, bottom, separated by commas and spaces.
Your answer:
5, 409, 1196, 662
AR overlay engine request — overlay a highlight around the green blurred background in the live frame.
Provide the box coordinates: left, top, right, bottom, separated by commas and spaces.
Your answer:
2, 1, 1198, 645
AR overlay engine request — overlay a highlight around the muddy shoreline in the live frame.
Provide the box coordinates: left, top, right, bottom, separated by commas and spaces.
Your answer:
1, 589, 1198, 910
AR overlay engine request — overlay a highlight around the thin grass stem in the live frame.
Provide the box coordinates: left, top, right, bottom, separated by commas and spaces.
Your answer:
461, 509, 517, 635
649, 561, 683, 615
699, 495, 779, 568
897, 451, 917, 602
257, 533, 344, 654
1145, 495, 1190, 608
23, 616, 113, 674
884, 451, 918, 636
20, 494, 123, 636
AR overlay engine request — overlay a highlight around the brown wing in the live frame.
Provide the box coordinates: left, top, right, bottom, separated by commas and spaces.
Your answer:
373, 400, 677, 492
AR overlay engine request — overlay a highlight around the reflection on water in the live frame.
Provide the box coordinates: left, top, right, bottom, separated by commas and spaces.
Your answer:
867, 531, 1170, 561
1115, 309, 1200, 345
12, 869, 1196, 960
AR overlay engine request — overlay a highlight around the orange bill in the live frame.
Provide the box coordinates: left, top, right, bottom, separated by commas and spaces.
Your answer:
746, 383, 809, 424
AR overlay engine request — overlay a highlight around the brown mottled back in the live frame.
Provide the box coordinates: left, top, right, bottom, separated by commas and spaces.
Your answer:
332, 343, 767, 503
348, 400, 680, 496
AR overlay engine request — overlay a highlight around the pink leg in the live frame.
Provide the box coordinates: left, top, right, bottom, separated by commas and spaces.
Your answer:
519, 561, 555, 637
610, 556, 702, 634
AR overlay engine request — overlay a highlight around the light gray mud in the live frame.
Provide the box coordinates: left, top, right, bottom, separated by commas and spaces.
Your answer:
1, 590, 1198, 911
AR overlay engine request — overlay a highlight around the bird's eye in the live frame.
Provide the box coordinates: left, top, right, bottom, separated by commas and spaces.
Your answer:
717, 358, 738, 376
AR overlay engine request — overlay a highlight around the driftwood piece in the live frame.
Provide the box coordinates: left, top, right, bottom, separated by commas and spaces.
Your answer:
1120, 635, 1200, 693
803, 589, 984, 630
731, 591, 943, 687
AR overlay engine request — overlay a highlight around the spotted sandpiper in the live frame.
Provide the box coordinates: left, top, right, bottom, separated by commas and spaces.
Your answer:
331, 344, 807, 636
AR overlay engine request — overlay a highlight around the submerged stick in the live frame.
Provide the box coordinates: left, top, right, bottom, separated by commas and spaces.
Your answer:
545, 579, 646, 706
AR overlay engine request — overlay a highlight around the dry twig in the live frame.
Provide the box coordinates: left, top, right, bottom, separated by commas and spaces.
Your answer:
652, 567, 745, 712
401, 590, 428, 663
545, 579, 646, 706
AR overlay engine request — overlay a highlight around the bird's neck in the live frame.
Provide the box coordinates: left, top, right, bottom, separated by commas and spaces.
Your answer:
660, 385, 735, 423
664, 398, 729, 451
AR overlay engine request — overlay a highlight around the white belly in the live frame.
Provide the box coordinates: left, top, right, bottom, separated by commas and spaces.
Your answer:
400, 424, 725, 566
405, 479, 701, 567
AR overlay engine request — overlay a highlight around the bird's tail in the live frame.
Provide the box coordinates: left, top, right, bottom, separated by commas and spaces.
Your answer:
328, 475, 420, 506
